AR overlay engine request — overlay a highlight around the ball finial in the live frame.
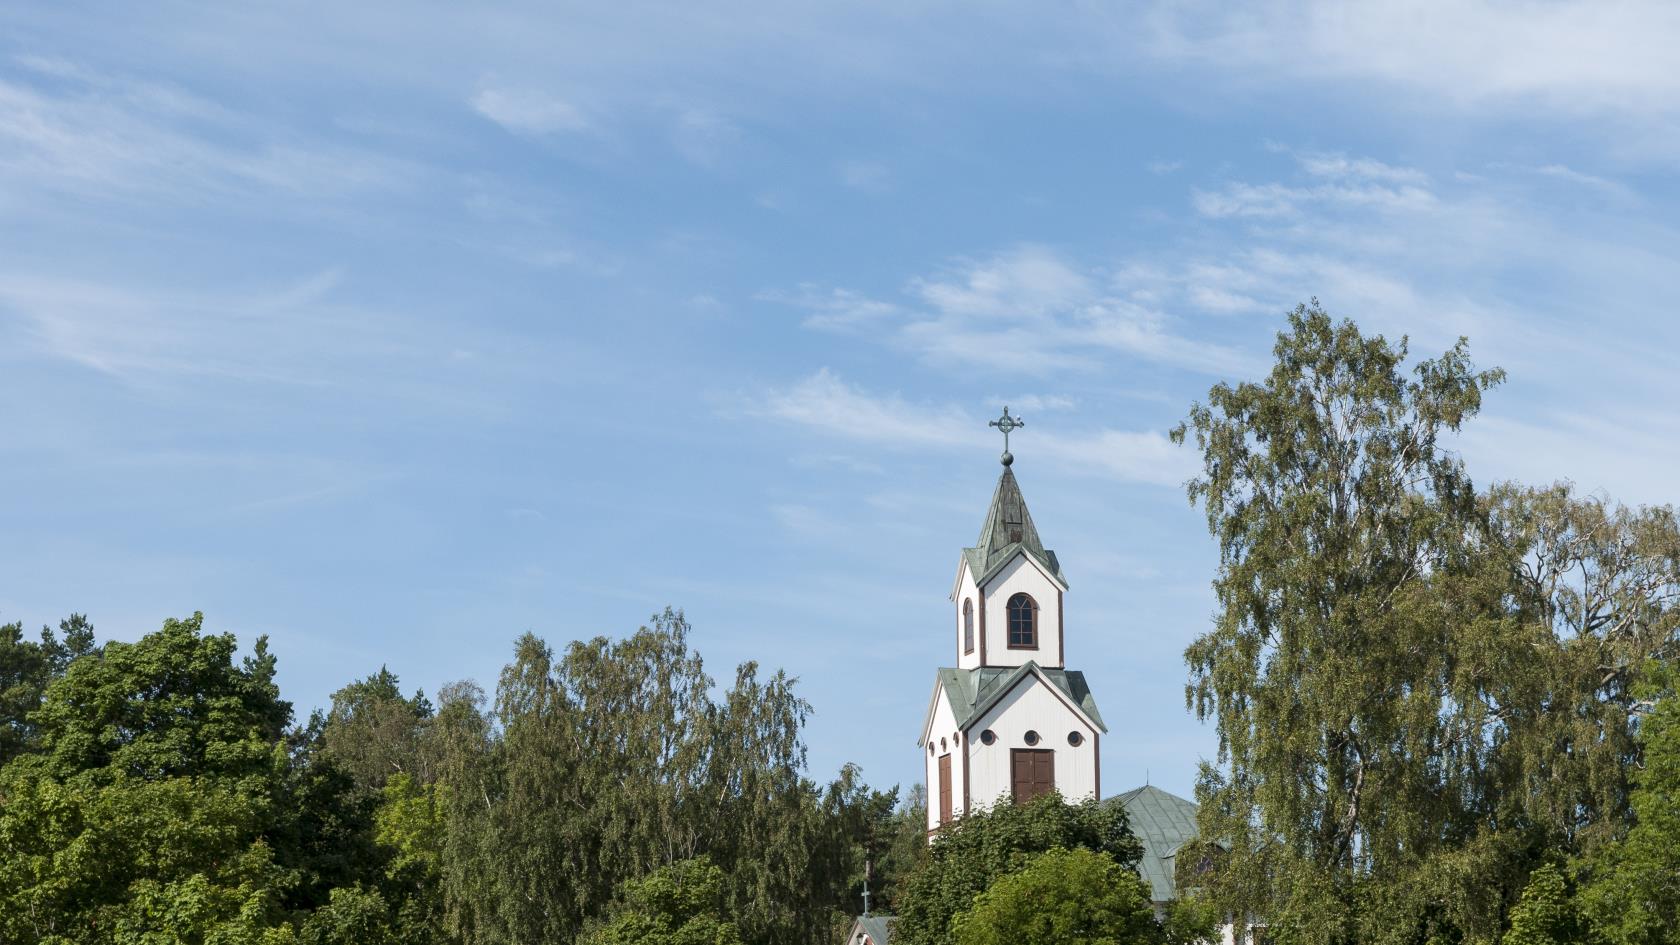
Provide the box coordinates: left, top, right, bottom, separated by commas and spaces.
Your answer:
1000, 450, 1014, 467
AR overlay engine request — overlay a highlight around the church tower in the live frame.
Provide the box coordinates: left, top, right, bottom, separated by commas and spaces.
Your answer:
919, 409, 1106, 835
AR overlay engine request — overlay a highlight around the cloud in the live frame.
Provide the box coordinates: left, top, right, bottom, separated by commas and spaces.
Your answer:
767, 245, 1264, 378
749, 368, 971, 449
0, 267, 524, 416
748, 370, 1194, 487
757, 285, 901, 331
1192, 150, 1437, 219
471, 85, 592, 136
1143, 1, 1680, 126
996, 394, 1078, 413
0, 63, 415, 207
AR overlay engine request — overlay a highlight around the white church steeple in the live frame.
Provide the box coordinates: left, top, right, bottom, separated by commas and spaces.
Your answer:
920, 410, 1105, 836
950, 410, 1068, 671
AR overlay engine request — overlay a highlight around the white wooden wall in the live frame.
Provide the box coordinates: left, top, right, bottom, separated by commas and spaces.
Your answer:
922, 684, 966, 833
966, 675, 1097, 812
977, 553, 1063, 669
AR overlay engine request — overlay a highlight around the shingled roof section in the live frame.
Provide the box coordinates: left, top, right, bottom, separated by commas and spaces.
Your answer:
962, 466, 1066, 589
1112, 784, 1200, 904
851, 915, 894, 945
929, 661, 1107, 737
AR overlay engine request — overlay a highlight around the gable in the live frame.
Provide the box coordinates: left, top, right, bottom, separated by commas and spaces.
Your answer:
963, 542, 1067, 594
930, 662, 1107, 735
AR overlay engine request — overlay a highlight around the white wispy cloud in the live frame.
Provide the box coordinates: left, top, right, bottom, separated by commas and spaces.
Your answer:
471, 85, 592, 136
757, 285, 902, 331
1142, 1, 1680, 126
747, 370, 1194, 487
1193, 150, 1437, 219
0, 63, 415, 206
750, 368, 972, 449
768, 245, 1264, 378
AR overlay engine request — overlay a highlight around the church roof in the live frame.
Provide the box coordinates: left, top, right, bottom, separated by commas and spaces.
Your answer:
1112, 784, 1200, 903
848, 915, 895, 945
962, 466, 1066, 589
930, 661, 1106, 735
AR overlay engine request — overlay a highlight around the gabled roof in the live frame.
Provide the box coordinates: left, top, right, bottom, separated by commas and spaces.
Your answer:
1112, 784, 1200, 903
927, 662, 1106, 738
961, 466, 1066, 590
848, 915, 895, 945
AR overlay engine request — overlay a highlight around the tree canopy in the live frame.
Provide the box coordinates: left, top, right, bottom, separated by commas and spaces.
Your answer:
1172, 302, 1680, 944
892, 791, 1143, 945
950, 846, 1158, 945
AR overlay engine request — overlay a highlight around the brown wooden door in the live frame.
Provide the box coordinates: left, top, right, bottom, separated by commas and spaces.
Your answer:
1011, 748, 1055, 803
938, 753, 953, 823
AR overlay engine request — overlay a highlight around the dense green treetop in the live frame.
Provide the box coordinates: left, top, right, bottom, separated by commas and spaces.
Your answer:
581, 857, 745, 945
1577, 663, 1680, 945
892, 792, 1143, 945
950, 846, 1159, 945
0, 614, 96, 764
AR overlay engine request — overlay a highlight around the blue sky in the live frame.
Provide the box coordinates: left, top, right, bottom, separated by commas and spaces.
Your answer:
6, 2, 1680, 802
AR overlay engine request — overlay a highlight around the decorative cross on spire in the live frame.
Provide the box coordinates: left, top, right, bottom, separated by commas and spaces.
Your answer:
989, 406, 1024, 466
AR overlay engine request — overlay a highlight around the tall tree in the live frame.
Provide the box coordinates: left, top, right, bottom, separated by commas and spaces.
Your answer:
433, 609, 879, 945
1172, 304, 1680, 944
313, 666, 436, 792
0, 613, 411, 943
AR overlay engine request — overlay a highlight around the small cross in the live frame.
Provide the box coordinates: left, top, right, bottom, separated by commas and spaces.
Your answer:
989, 406, 1024, 463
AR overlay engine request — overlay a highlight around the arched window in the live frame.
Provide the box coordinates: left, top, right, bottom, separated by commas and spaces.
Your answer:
963, 599, 974, 654
1007, 593, 1037, 648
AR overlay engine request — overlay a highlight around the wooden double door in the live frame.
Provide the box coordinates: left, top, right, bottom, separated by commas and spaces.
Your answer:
1011, 748, 1054, 803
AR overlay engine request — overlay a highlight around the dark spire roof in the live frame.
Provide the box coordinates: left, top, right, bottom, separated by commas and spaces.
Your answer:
963, 466, 1066, 588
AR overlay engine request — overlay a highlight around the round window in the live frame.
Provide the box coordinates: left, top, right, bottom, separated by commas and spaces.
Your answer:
980, 729, 996, 745
940, 738, 947, 751
1023, 730, 1040, 746
1068, 731, 1084, 747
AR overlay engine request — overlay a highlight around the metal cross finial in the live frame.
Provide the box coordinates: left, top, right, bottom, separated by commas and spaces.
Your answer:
989, 407, 1024, 466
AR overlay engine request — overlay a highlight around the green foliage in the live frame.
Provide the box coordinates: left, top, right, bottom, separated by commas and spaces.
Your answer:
432, 608, 879, 945
950, 847, 1159, 945
1159, 892, 1221, 945
1503, 864, 1593, 945
1171, 304, 1680, 944
374, 773, 450, 939
581, 857, 745, 945
893, 792, 1144, 945
0, 614, 96, 764
0, 613, 418, 945
1578, 665, 1680, 945
312, 667, 435, 793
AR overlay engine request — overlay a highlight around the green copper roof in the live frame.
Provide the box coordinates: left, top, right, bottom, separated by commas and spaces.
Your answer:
1112, 784, 1200, 903
928, 662, 1106, 737
850, 915, 894, 945
963, 466, 1066, 588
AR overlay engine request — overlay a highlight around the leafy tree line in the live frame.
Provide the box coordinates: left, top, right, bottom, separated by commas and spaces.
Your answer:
1171, 304, 1680, 945
11, 303, 1677, 945
0, 608, 929, 944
